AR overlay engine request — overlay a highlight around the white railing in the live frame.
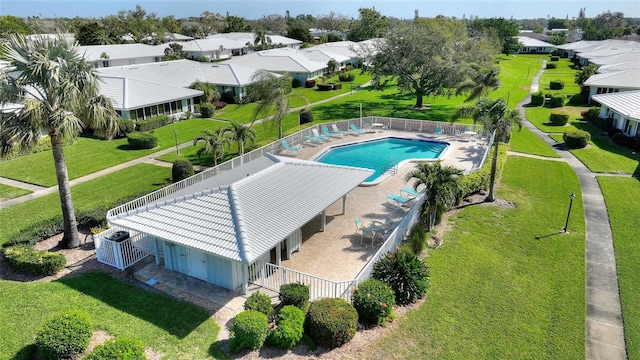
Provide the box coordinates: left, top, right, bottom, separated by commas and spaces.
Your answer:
248, 260, 357, 301
94, 228, 154, 270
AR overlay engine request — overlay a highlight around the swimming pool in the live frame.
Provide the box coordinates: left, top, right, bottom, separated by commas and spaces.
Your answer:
314, 137, 450, 184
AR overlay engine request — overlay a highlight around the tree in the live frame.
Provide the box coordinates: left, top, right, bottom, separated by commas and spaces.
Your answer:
468, 18, 520, 55
348, 7, 389, 41
327, 59, 338, 73
0, 15, 31, 37
252, 29, 272, 51
576, 7, 588, 29
225, 121, 256, 156
162, 15, 181, 34
549, 31, 568, 45
247, 70, 293, 139
466, 98, 522, 202
583, 11, 626, 40
575, 64, 599, 92
223, 15, 251, 33
316, 11, 348, 32
254, 14, 288, 35
455, 65, 501, 102
0, 35, 119, 248
370, 19, 498, 108
76, 21, 116, 45
193, 128, 230, 166
287, 25, 313, 43
164, 42, 187, 61
404, 161, 463, 230
199, 11, 223, 36
189, 81, 220, 104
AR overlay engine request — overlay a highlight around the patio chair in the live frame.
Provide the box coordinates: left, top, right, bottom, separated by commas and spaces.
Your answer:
311, 128, 329, 141
304, 135, 323, 143
322, 124, 340, 137
434, 126, 444, 135
349, 124, 365, 134
355, 217, 375, 245
281, 139, 302, 155
374, 218, 395, 244
401, 187, 422, 197
387, 194, 415, 210
331, 124, 349, 135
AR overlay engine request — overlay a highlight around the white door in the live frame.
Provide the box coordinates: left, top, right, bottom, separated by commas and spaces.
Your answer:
187, 249, 207, 281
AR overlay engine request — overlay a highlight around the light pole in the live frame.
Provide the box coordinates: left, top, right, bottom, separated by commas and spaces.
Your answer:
563, 193, 576, 233
174, 129, 179, 155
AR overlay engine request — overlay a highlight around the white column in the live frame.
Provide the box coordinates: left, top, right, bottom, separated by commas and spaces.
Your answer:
321, 210, 326, 232
342, 195, 347, 215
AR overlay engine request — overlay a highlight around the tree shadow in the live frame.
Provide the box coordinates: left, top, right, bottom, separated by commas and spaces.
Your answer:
11, 344, 37, 360
534, 231, 564, 240
56, 272, 211, 338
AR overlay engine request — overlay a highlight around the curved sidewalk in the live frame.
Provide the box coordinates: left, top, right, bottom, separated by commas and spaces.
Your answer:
518, 61, 627, 359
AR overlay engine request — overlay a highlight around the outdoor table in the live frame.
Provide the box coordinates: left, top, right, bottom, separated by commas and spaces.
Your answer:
371, 123, 385, 132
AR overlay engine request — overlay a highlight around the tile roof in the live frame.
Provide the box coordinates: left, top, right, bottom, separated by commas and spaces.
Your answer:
584, 67, 640, 89
107, 153, 373, 263
591, 90, 640, 121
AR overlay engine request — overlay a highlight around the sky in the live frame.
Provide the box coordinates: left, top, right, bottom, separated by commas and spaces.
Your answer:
1, 0, 639, 20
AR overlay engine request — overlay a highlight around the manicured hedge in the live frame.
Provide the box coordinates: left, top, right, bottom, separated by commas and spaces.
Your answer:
172, 159, 194, 183
292, 79, 301, 88
581, 107, 601, 125
305, 79, 316, 88
200, 103, 214, 118
352, 279, 395, 325
548, 94, 565, 108
305, 298, 358, 348
317, 84, 333, 91
458, 144, 507, 198
549, 111, 570, 126
279, 282, 309, 310
299, 108, 313, 124
85, 338, 145, 360
530, 91, 545, 106
229, 310, 269, 353
545, 63, 557, 69
549, 80, 565, 90
550, 56, 560, 61
117, 119, 136, 137
563, 129, 591, 149
338, 72, 355, 82
244, 291, 273, 316
265, 305, 305, 349
136, 115, 169, 132
332, 83, 342, 90
3, 244, 66, 275
35, 310, 92, 360
612, 132, 640, 151
127, 132, 158, 149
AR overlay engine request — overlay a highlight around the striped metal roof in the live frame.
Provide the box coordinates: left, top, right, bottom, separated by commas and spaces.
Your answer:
107, 154, 373, 264
584, 68, 640, 89
99, 76, 203, 110
592, 90, 640, 121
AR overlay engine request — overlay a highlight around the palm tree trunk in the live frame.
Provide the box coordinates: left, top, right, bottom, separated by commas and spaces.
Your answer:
238, 140, 244, 155
50, 132, 80, 248
486, 142, 499, 202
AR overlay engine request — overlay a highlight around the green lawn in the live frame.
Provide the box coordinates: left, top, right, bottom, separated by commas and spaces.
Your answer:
598, 176, 640, 359
538, 58, 581, 97
0, 119, 224, 187
492, 54, 544, 108
364, 157, 585, 359
0, 164, 170, 246
509, 127, 560, 158
0, 272, 223, 359
0, 183, 31, 201
525, 105, 590, 134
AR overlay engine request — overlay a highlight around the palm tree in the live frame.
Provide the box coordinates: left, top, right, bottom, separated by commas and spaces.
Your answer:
193, 128, 230, 166
247, 70, 293, 139
224, 121, 256, 156
0, 34, 119, 248
327, 59, 338, 74
455, 65, 501, 102
189, 81, 221, 104
253, 29, 272, 50
404, 161, 463, 230
472, 98, 523, 202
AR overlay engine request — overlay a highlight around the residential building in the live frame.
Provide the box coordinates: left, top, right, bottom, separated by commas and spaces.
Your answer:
79, 44, 165, 68
515, 36, 556, 54
592, 90, 640, 137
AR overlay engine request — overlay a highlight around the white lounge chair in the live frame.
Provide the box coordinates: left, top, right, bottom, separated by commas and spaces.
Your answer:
312, 128, 329, 141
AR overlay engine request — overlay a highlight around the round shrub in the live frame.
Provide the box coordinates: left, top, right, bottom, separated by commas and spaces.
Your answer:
305, 298, 358, 348
549, 80, 565, 90
549, 111, 570, 126
35, 310, 92, 360
127, 132, 158, 149
304, 79, 316, 88
352, 279, 395, 325
135, 115, 169, 132
172, 159, 194, 183
338, 72, 355, 82
117, 119, 136, 137
279, 282, 309, 310
291, 78, 301, 88
85, 338, 145, 360
3, 244, 66, 275
244, 291, 273, 316
299, 108, 313, 124
550, 55, 560, 61
563, 129, 591, 149
545, 63, 557, 69
200, 103, 214, 118
332, 83, 342, 90
581, 106, 601, 124
372, 251, 430, 306
548, 94, 565, 108
530, 91, 544, 106
317, 83, 333, 91
266, 305, 305, 349
229, 310, 269, 354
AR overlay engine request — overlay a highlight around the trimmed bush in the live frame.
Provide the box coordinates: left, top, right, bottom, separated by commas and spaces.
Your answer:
459, 144, 507, 198
117, 119, 136, 138
85, 338, 145, 360
568, 93, 587, 105
352, 279, 395, 325
332, 83, 342, 90
212, 101, 227, 110
172, 159, 194, 183
549, 111, 570, 126
317, 83, 333, 91
530, 91, 545, 106
550, 55, 560, 61
266, 305, 305, 349
563, 129, 591, 149
200, 103, 214, 118
338, 72, 355, 82
221, 91, 236, 104
299, 108, 313, 124
35, 310, 92, 360
291, 78, 301, 88
244, 291, 273, 316
545, 63, 557, 69
612, 133, 640, 151
372, 251, 430, 306
305, 79, 316, 88
548, 94, 565, 107
229, 310, 269, 353
279, 282, 309, 310
581, 106, 601, 124
127, 132, 158, 149
305, 298, 358, 348
135, 115, 169, 132
3, 244, 66, 275
549, 80, 564, 90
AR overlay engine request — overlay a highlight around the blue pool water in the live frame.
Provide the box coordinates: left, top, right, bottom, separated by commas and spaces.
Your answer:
315, 137, 449, 183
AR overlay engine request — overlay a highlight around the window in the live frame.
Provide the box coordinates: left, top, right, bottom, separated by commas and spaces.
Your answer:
130, 110, 137, 121
144, 107, 151, 118
151, 105, 158, 116
136, 108, 144, 120
102, 60, 109, 67
164, 103, 171, 114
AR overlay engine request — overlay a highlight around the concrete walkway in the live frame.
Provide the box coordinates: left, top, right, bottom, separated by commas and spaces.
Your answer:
518, 61, 627, 359
0, 82, 372, 210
